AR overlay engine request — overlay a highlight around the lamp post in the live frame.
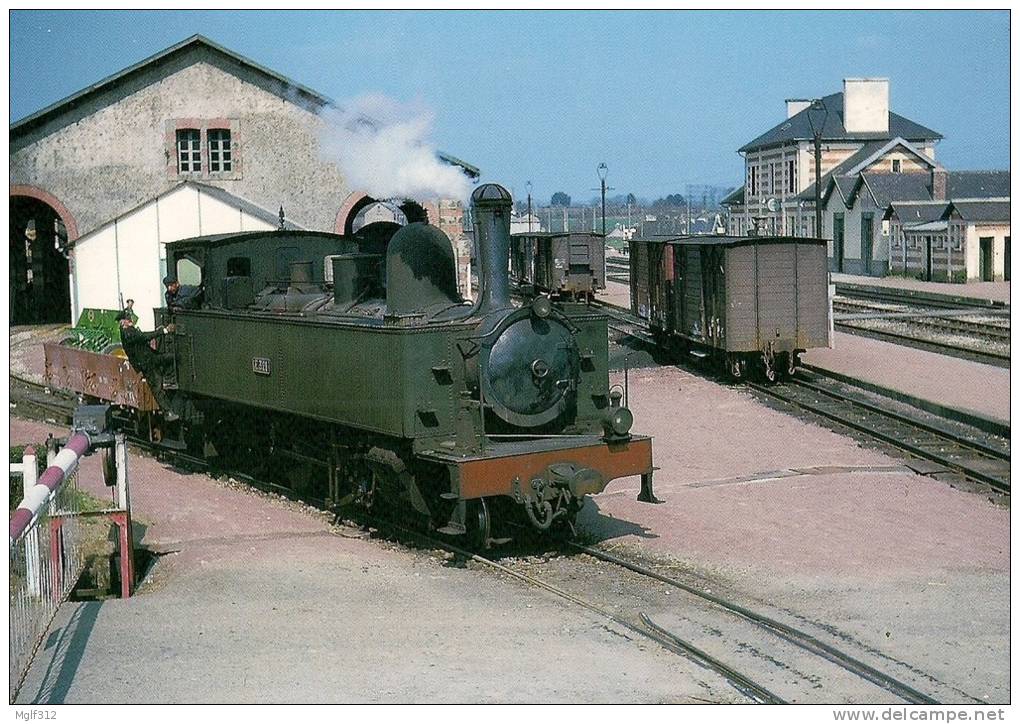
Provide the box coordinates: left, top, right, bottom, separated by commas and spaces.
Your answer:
806, 99, 829, 238
597, 162, 609, 237
525, 180, 533, 233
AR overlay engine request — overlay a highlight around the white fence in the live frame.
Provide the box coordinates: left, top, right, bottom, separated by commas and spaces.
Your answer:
9, 442, 89, 703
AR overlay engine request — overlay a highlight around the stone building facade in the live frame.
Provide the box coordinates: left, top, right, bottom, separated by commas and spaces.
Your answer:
10, 35, 477, 323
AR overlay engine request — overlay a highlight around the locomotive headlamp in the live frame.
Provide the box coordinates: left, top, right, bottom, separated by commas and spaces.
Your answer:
603, 405, 634, 440
531, 295, 552, 319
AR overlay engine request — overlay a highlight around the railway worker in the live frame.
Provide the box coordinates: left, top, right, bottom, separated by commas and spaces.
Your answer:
164, 277, 181, 309
164, 276, 203, 310
121, 298, 138, 324
118, 312, 178, 418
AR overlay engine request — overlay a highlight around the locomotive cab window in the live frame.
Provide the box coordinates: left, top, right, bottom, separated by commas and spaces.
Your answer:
176, 256, 203, 286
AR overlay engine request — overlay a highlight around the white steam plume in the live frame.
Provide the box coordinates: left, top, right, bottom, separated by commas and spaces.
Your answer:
318, 94, 472, 203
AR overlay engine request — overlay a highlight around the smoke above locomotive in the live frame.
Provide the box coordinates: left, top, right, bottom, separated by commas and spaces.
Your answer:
316, 93, 473, 203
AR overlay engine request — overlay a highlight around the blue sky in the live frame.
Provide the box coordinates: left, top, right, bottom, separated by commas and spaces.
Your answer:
10, 10, 1010, 202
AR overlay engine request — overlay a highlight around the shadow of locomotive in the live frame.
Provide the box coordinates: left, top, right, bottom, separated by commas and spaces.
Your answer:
574, 497, 659, 544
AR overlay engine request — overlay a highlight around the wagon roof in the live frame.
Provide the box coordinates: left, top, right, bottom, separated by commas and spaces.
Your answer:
631, 234, 828, 248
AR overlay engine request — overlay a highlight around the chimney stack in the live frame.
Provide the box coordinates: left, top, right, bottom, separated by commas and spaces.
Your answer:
786, 99, 811, 118
470, 183, 513, 314
931, 167, 948, 201
843, 78, 890, 134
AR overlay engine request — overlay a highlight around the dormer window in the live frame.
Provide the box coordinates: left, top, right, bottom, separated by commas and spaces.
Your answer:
177, 129, 201, 173
892, 159, 902, 173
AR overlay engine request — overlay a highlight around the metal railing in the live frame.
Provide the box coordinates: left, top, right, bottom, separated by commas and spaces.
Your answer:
9, 440, 90, 702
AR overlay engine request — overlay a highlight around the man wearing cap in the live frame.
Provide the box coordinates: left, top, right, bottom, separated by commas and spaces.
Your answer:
118, 312, 177, 419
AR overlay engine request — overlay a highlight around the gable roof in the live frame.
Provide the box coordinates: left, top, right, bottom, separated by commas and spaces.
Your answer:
947, 171, 1010, 199
74, 180, 303, 245
739, 91, 942, 153
719, 185, 744, 206
944, 200, 1011, 223
885, 201, 950, 225
796, 141, 886, 202
10, 34, 479, 178
842, 137, 938, 176
856, 172, 935, 208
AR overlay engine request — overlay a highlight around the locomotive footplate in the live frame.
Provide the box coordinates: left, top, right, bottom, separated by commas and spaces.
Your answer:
420, 434, 656, 504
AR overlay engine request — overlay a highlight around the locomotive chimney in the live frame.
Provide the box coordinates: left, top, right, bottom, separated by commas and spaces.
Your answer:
471, 183, 513, 314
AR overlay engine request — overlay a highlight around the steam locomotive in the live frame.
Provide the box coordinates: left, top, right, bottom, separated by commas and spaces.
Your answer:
50, 184, 657, 545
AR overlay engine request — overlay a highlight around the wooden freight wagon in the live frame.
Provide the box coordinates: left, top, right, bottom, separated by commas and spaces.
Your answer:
630, 235, 830, 380
510, 232, 606, 299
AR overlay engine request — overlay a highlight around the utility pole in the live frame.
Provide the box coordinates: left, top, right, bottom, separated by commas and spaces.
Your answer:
526, 180, 533, 233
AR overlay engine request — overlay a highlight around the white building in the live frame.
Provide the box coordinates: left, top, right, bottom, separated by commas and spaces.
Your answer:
72, 182, 285, 329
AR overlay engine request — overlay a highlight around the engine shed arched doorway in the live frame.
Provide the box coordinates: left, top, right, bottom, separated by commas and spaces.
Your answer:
10, 195, 72, 325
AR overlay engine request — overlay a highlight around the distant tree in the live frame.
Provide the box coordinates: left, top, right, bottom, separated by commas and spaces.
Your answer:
550, 192, 572, 207
652, 194, 686, 209
626, 193, 637, 206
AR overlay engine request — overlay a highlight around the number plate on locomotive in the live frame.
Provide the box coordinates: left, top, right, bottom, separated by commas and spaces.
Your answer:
252, 357, 271, 376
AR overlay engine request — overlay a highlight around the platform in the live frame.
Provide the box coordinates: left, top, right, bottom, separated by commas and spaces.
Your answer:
803, 331, 1010, 428
831, 273, 1010, 305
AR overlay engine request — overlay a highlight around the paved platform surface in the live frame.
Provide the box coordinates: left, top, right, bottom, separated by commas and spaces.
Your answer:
804, 331, 1009, 426
831, 273, 1010, 305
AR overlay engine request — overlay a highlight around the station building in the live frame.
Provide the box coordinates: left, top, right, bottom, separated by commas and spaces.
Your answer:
721, 78, 1009, 282
10, 35, 478, 328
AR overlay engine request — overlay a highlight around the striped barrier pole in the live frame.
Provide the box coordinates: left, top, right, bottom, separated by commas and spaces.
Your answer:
9, 432, 91, 544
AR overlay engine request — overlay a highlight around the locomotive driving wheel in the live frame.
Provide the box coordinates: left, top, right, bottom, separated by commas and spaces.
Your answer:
466, 498, 492, 549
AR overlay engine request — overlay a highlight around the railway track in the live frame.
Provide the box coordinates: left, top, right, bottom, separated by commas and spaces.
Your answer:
381, 524, 956, 704
566, 543, 950, 704
831, 295, 1011, 367
746, 372, 1010, 493
833, 321, 1010, 368
10, 372, 978, 704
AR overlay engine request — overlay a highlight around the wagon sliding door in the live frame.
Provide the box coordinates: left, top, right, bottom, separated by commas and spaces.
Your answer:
680, 245, 706, 342
754, 243, 798, 350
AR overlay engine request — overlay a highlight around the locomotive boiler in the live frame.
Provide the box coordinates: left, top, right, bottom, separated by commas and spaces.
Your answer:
131, 183, 658, 545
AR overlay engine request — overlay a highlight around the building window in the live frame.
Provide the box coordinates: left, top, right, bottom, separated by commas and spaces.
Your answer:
748, 166, 758, 197
177, 129, 201, 173
209, 129, 232, 173
892, 159, 902, 173
787, 160, 795, 193
770, 164, 776, 195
